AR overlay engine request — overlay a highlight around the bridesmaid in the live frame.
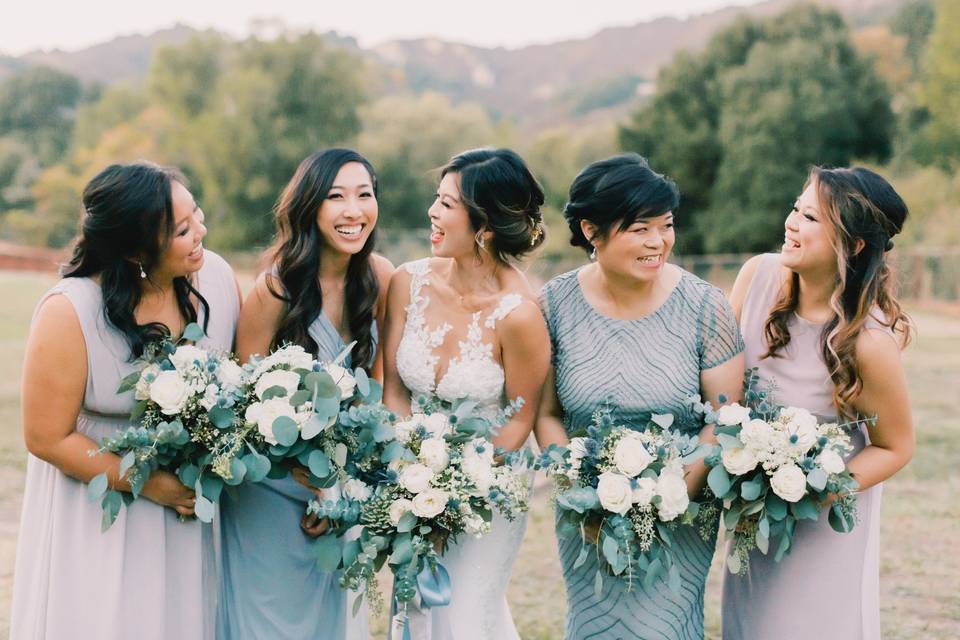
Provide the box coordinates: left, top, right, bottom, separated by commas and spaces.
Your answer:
12, 162, 239, 639
722, 167, 914, 639
536, 153, 744, 640
217, 149, 393, 639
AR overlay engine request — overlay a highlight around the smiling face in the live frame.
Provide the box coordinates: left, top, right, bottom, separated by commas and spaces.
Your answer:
780, 181, 838, 277
316, 162, 378, 255
153, 180, 207, 280
427, 172, 483, 258
588, 212, 675, 283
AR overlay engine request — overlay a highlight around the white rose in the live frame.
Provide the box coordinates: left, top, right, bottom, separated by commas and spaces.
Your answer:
655, 471, 690, 521
817, 449, 846, 475
200, 383, 220, 411
245, 397, 299, 445
739, 419, 775, 450
770, 464, 807, 502
343, 478, 372, 501
169, 345, 208, 373
412, 488, 448, 519
399, 463, 434, 494
716, 402, 752, 426
631, 477, 657, 507
388, 498, 414, 526
781, 407, 819, 453
596, 471, 633, 515
254, 369, 301, 400
323, 362, 356, 399
423, 413, 452, 438
418, 438, 450, 471
613, 434, 654, 477
135, 364, 161, 401
148, 370, 192, 415
388, 458, 411, 474
722, 447, 760, 476
217, 359, 245, 389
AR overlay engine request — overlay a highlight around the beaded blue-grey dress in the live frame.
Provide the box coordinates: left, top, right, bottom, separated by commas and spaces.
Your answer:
540, 266, 743, 640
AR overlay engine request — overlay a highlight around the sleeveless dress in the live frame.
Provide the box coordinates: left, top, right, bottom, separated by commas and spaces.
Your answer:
217, 283, 374, 640
393, 257, 529, 640
540, 266, 743, 640
722, 253, 888, 640
10, 250, 240, 640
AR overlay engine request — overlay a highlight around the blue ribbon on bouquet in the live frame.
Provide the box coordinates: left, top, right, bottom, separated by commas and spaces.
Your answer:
391, 563, 452, 640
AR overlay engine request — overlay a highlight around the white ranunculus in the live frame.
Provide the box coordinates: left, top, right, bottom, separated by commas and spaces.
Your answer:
343, 478, 372, 501
217, 359, 246, 389
715, 402, 752, 427
388, 498, 414, 526
245, 397, 299, 445
816, 449, 846, 475
169, 344, 208, 372
739, 418, 775, 450
418, 437, 450, 471
596, 471, 633, 515
655, 471, 690, 521
135, 364, 161, 401
323, 362, 356, 399
254, 369, 301, 400
412, 488, 448, 519
722, 447, 760, 476
770, 464, 807, 502
781, 407, 819, 453
631, 477, 657, 507
423, 413, 452, 438
399, 463, 434, 494
200, 383, 219, 411
613, 434, 654, 477
149, 370, 192, 415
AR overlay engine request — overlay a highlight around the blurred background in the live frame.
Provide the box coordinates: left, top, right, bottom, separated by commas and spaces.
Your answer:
1, 0, 957, 637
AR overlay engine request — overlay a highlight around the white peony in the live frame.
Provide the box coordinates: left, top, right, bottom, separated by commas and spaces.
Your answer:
722, 447, 760, 476
770, 464, 807, 502
817, 449, 846, 475
613, 434, 654, 477
418, 437, 450, 472
423, 413, 452, 438
149, 370, 192, 415
245, 397, 299, 445
631, 477, 657, 507
217, 359, 246, 389
388, 498, 414, 526
343, 478, 372, 501
254, 369, 301, 400
323, 362, 356, 399
399, 463, 434, 494
412, 488, 448, 519
596, 471, 633, 515
739, 418, 775, 450
169, 345, 208, 373
655, 471, 690, 521
716, 402, 752, 427
200, 383, 220, 411
135, 364, 161, 401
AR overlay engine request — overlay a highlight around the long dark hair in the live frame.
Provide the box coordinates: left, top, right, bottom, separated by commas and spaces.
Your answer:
64, 162, 209, 358
764, 166, 912, 418
267, 149, 379, 370
440, 148, 546, 262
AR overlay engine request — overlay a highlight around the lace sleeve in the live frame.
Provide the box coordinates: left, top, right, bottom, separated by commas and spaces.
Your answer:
696, 284, 744, 370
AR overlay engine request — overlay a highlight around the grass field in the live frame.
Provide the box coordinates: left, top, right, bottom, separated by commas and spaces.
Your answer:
0, 270, 957, 638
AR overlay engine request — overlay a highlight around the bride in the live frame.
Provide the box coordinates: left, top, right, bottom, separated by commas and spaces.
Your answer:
382, 148, 551, 639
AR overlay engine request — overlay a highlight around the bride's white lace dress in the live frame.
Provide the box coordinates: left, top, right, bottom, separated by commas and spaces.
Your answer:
393, 258, 528, 640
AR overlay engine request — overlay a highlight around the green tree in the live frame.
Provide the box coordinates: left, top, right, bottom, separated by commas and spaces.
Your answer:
0, 66, 82, 164
915, 0, 960, 167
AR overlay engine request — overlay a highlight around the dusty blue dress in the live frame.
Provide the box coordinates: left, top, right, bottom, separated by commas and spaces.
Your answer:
217, 310, 374, 639
540, 267, 743, 640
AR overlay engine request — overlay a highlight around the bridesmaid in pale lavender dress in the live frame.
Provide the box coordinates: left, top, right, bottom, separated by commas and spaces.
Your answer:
12, 163, 240, 639
724, 167, 915, 640
218, 149, 393, 639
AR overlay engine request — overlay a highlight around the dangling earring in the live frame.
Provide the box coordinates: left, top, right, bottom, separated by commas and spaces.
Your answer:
475, 231, 486, 250
138, 261, 147, 279
590, 245, 597, 261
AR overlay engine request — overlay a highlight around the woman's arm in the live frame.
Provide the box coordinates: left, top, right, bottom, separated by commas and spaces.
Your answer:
235, 272, 285, 363
534, 366, 569, 449
495, 300, 551, 451
22, 295, 196, 514
845, 329, 914, 491
728, 254, 763, 323
381, 267, 413, 416
369, 254, 396, 383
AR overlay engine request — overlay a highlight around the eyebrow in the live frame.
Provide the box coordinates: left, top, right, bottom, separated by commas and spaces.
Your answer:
439, 191, 461, 203
330, 183, 373, 190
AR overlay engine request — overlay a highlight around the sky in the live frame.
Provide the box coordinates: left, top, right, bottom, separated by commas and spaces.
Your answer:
1, 0, 766, 56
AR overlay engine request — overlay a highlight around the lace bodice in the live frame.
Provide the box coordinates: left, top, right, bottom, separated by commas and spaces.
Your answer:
395, 259, 522, 418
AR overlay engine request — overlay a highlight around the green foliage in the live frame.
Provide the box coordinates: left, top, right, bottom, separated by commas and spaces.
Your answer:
914, 0, 960, 168
0, 66, 82, 164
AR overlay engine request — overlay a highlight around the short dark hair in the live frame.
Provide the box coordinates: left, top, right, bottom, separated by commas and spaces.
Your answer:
440, 147, 546, 262
563, 153, 680, 254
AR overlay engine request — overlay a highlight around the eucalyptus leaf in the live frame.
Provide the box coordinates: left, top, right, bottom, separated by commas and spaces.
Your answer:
741, 477, 763, 501
352, 593, 365, 618
178, 464, 200, 489
181, 322, 205, 342
195, 494, 215, 523
314, 534, 342, 571
307, 450, 331, 479
650, 413, 674, 429
223, 457, 247, 486
765, 493, 788, 520
716, 433, 744, 450
100, 490, 123, 532
242, 453, 271, 483
118, 452, 136, 479
355, 367, 370, 398
272, 416, 299, 447
593, 570, 603, 600
88, 473, 109, 502
208, 406, 235, 429
300, 414, 329, 440
573, 544, 589, 570
806, 467, 828, 492
707, 465, 732, 498
726, 553, 742, 574
397, 512, 417, 534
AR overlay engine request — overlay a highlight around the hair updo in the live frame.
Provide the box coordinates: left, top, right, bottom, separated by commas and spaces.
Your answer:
563, 153, 679, 254
440, 148, 546, 262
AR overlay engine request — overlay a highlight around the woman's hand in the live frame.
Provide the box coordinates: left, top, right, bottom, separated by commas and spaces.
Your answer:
290, 464, 319, 491
300, 508, 330, 537
141, 470, 196, 516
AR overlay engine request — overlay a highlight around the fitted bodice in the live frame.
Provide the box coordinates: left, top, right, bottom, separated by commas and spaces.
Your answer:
395, 258, 522, 418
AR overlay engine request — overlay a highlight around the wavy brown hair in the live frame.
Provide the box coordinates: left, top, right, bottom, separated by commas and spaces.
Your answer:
763, 167, 913, 419
265, 149, 379, 370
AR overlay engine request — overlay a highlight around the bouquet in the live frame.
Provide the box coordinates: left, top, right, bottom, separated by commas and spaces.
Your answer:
702, 375, 860, 574
538, 408, 707, 594
306, 397, 531, 619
